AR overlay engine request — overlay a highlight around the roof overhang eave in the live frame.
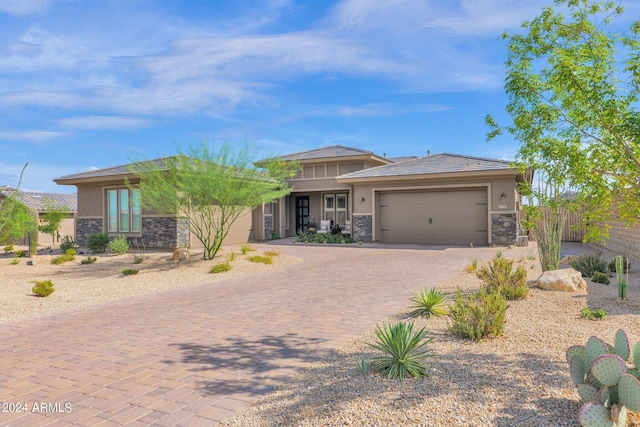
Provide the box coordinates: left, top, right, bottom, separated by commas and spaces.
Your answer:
336, 168, 524, 184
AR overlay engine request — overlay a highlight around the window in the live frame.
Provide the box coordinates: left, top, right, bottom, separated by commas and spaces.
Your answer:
107, 188, 141, 233
323, 193, 348, 226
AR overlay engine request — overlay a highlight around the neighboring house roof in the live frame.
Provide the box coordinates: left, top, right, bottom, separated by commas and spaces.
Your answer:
54, 158, 171, 184
0, 188, 77, 212
386, 156, 418, 163
336, 153, 524, 181
276, 145, 390, 163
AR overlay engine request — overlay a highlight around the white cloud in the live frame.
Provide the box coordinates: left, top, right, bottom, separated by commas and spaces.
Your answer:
0, 130, 66, 143
58, 116, 155, 130
0, 0, 61, 16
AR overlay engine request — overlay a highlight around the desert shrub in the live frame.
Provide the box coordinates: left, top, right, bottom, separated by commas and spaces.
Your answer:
476, 256, 528, 300
210, 261, 232, 273
32, 280, 55, 297
226, 250, 237, 262
263, 250, 279, 257
51, 252, 75, 265
10, 255, 19, 265
81, 256, 97, 264
581, 307, 608, 320
133, 255, 145, 264
294, 231, 353, 244
59, 235, 77, 252
87, 232, 110, 253
65, 248, 76, 256
247, 255, 273, 264
3, 244, 14, 252
15, 249, 26, 257
590, 271, 610, 285
608, 257, 631, 273
122, 268, 139, 275
569, 252, 608, 277
465, 258, 478, 273
448, 288, 508, 340
409, 287, 447, 318
240, 244, 255, 255
367, 321, 435, 380
108, 235, 130, 255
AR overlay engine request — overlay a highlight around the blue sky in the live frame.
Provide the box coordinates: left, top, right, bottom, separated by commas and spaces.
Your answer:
0, 0, 635, 194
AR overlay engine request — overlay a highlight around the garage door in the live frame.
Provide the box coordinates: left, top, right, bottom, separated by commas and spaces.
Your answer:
378, 189, 488, 245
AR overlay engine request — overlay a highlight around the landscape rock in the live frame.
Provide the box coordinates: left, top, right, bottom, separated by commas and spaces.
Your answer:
536, 268, 587, 292
171, 248, 190, 262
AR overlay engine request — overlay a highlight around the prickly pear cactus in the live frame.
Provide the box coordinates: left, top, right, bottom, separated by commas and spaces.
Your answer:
567, 329, 640, 427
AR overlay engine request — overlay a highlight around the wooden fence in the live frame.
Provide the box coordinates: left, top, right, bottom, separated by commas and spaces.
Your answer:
526, 206, 585, 242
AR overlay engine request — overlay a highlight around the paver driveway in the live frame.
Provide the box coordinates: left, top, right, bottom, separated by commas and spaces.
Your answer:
0, 242, 531, 426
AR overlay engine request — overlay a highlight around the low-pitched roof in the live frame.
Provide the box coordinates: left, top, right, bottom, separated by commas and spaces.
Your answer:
1, 188, 77, 211
277, 145, 390, 163
336, 153, 519, 181
54, 158, 170, 183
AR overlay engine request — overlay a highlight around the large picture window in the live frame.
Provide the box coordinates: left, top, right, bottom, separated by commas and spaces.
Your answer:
107, 188, 141, 233
323, 193, 348, 226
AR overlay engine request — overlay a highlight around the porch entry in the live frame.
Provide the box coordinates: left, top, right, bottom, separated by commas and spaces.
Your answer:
295, 196, 310, 232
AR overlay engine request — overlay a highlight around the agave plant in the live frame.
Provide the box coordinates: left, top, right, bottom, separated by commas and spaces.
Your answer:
368, 321, 435, 380
409, 287, 447, 318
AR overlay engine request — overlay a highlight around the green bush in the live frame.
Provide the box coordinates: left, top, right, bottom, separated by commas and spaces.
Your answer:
15, 249, 26, 257
108, 235, 130, 255
608, 257, 630, 273
51, 253, 75, 265
133, 255, 145, 264
64, 248, 76, 256
210, 261, 232, 273
240, 244, 255, 255
448, 288, 509, 340
59, 235, 77, 252
247, 255, 273, 264
294, 231, 353, 244
569, 252, 608, 277
87, 232, 110, 253
590, 271, 610, 285
81, 256, 97, 264
32, 280, 55, 297
581, 307, 608, 320
3, 244, 14, 252
122, 268, 139, 275
10, 255, 19, 265
409, 287, 447, 318
367, 321, 435, 380
476, 256, 528, 300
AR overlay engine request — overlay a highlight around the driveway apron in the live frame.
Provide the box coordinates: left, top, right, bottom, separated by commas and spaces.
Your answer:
0, 243, 527, 426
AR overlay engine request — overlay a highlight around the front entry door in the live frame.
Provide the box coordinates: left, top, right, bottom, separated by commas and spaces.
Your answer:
295, 196, 310, 233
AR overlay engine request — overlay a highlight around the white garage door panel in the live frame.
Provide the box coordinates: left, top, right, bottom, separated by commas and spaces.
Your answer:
378, 190, 488, 245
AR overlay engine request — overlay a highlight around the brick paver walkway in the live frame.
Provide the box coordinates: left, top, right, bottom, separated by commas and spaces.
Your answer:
0, 242, 532, 426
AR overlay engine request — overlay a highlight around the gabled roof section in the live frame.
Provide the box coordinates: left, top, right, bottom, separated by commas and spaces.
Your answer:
1, 188, 77, 211
54, 158, 171, 184
277, 145, 390, 163
336, 153, 518, 181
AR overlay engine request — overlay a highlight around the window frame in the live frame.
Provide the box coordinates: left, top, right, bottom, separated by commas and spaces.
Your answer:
107, 187, 141, 234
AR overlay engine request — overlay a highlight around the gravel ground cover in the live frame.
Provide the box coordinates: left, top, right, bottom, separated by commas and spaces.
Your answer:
0, 245, 301, 323
221, 244, 640, 427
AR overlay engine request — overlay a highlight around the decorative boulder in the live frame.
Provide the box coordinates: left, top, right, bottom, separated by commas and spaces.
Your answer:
172, 248, 190, 262
536, 268, 587, 292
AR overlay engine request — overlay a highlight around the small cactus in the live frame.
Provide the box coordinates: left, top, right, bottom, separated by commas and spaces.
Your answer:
568, 329, 640, 427
615, 256, 628, 299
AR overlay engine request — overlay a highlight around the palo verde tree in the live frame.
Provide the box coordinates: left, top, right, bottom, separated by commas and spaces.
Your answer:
128, 142, 300, 260
38, 198, 68, 247
487, 0, 640, 246
0, 163, 36, 245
